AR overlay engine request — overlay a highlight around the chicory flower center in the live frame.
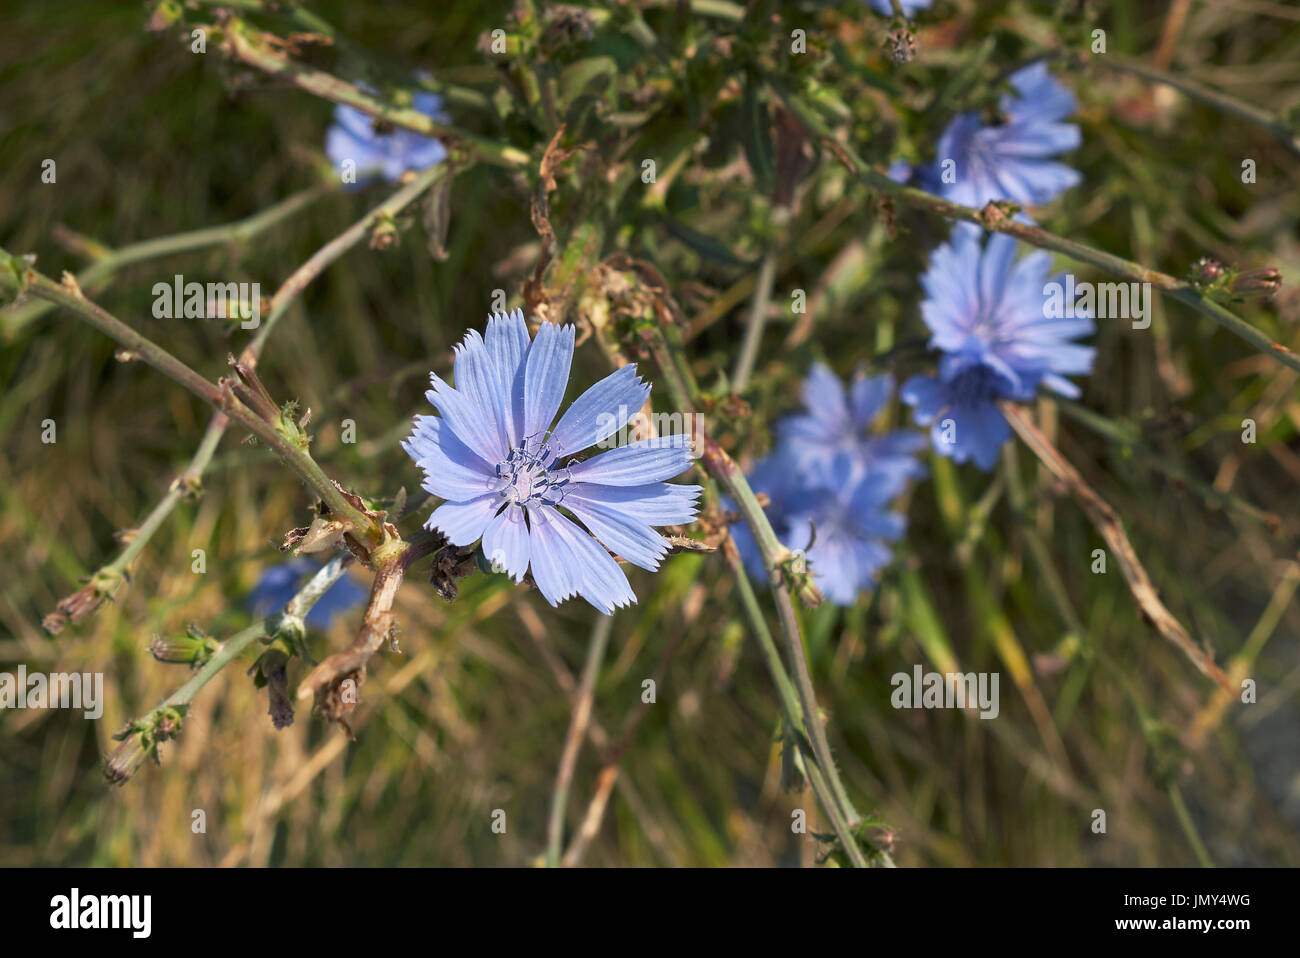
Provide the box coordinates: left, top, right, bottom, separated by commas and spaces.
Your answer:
496, 444, 568, 507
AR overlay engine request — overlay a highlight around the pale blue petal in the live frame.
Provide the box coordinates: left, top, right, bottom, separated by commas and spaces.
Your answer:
801, 362, 850, 431
566, 481, 702, 527
334, 103, 377, 140
549, 364, 651, 457
978, 233, 1019, 311
564, 434, 696, 486
524, 504, 581, 606
452, 329, 510, 461
562, 493, 671, 571
427, 495, 500, 546
1006, 63, 1078, 125
324, 92, 449, 184
402, 415, 499, 501
849, 371, 894, 429
1042, 372, 1083, 398
425, 373, 504, 467
546, 510, 636, 614
481, 503, 530, 582
807, 535, 861, 606
900, 374, 947, 424
523, 322, 575, 444
485, 308, 530, 446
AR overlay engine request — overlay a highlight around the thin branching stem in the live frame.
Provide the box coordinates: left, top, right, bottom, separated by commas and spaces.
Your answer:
2, 184, 331, 338
1001, 401, 1234, 692
43, 168, 450, 632
220, 18, 529, 169
163, 553, 353, 712
0, 254, 382, 544
244, 164, 452, 363
635, 320, 882, 866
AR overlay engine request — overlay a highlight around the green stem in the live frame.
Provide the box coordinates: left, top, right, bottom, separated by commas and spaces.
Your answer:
723, 547, 876, 868
1083, 52, 1300, 158
636, 320, 879, 866
43, 166, 451, 630
3, 184, 329, 339
0, 254, 380, 544
1167, 783, 1215, 868
731, 244, 779, 393
223, 19, 529, 169
245, 163, 452, 361
163, 553, 352, 711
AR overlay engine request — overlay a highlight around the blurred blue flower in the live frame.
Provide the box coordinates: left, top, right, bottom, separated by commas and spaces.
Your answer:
734, 365, 923, 606
886, 158, 915, 185
775, 362, 926, 489
325, 90, 449, 187
403, 309, 702, 614
901, 230, 1094, 470
246, 560, 367, 629
867, 0, 932, 15
737, 450, 913, 607
929, 62, 1082, 212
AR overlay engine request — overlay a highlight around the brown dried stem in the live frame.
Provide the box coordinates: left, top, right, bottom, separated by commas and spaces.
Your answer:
1001, 401, 1233, 693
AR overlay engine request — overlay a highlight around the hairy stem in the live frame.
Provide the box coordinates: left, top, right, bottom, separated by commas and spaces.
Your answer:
0, 254, 381, 544
164, 554, 353, 711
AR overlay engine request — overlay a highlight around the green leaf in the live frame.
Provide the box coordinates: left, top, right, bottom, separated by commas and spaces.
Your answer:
660, 216, 756, 268
741, 72, 774, 194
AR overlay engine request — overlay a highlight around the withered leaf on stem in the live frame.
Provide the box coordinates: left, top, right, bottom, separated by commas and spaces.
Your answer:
773, 106, 814, 210
430, 546, 477, 602
422, 173, 453, 262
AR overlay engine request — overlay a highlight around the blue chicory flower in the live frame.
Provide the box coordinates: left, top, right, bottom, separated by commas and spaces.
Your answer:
403, 309, 702, 614
734, 365, 922, 606
325, 90, 449, 187
246, 560, 367, 629
929, 62, 1082, 212
900, 230, 1095, 470
737, 450, 914, 607
775, 363, 927, 488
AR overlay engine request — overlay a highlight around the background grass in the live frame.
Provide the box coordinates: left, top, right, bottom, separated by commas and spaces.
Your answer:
2, 0, 1299, 866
